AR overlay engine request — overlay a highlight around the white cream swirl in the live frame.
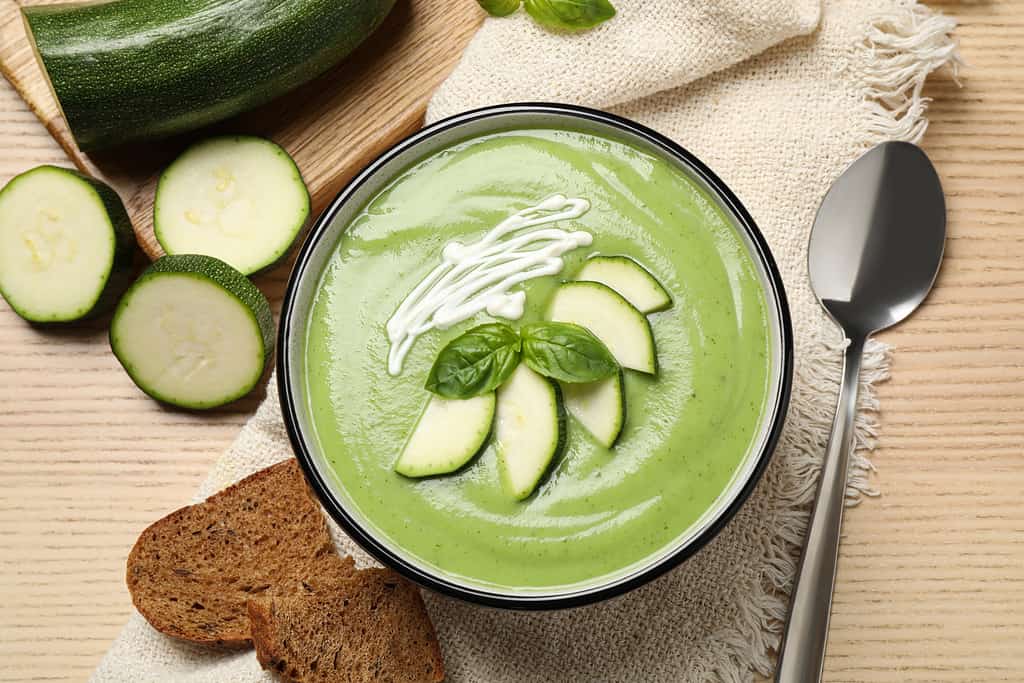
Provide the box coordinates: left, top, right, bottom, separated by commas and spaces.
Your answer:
385, 194, 592, 375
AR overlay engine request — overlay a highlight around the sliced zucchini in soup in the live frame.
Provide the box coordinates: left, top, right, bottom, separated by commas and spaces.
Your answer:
495, 364, 566, 500
548, 281, 656, 375
155, 136, 310, 276
0, 165, 135, 323
395, 393, 496, 478
110, 254, 274, 409
561, 370, 626, 448
576, 255, 671, 313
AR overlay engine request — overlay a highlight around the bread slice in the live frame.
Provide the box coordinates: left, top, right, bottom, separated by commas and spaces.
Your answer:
126, 458, 354, 646
248, 568, 445, 682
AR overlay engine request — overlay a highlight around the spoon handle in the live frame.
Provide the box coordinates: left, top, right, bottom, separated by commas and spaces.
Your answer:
775, 336, 865, 683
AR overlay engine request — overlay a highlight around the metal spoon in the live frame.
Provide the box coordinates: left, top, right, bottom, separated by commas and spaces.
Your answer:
775, 141, 946, 682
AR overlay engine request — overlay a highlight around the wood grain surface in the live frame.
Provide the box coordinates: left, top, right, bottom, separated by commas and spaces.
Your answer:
1, 2, 1022, 681
0, 0, 484, 259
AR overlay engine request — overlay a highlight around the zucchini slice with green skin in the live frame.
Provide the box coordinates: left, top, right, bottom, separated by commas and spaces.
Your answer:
548, 281, 657, 375
395, 393, 496, 478
495, 364, 566, 500
0, 165, 135, 323
155, 136, 310, 276
22, 0, 397, 150
576, 255, 672, 313
110, 254, 274, 409
561, 370, 626, 449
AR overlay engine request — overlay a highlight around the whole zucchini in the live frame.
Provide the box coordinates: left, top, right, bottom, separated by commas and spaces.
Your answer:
22, 0, 397, 151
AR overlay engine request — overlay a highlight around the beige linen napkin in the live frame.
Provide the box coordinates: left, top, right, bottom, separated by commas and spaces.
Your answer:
93, 1, 959, 681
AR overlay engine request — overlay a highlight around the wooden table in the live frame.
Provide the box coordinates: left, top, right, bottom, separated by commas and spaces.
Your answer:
1, 2, 1021, 680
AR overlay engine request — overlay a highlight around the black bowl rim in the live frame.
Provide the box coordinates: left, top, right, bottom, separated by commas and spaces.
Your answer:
277, 102, 794, 610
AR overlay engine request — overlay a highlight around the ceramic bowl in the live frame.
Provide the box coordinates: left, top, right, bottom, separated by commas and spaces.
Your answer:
277, 103, 794, 609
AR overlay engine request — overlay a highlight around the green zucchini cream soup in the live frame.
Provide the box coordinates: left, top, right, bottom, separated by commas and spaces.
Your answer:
303, 127, 774, 591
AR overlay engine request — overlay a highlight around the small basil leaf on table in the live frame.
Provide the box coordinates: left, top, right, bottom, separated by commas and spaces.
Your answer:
477, 0, 521, 16
523, 0, 616, 30
521, 321, 618, 383
425, 323, 522, 399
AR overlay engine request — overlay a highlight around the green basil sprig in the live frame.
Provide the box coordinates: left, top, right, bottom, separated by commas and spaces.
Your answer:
524, 0, 615, 30
477, 0, 521, 16
425, 323, 521, 399
477, 0, 615, 31
521, 321, 618, 383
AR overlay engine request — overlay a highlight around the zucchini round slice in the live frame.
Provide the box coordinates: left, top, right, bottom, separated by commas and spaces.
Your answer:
576, 255, 671, 313
0, 165, 135, 323
547, 281, 657, 375
495, 364, 566, 500
561, 370, 626, 449
155, 136, 310, 276
395, 393, 496, 478
22, 0, 397, 150
110, 254, 274, 409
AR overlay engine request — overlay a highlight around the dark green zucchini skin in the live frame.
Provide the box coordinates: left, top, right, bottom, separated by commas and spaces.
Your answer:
22, 0, 397, 151
534, 379, 568, 498
74, 167, 139, 319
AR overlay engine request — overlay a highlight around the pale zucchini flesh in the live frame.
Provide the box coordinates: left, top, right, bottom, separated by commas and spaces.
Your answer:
110, 254, 273, 409
561, 370, 625, 448
395, 393, 496, 478
548, 281, 657, 374
576, 255, 671, 313
0, 165, 135, 323
155, 136, 310, 276
495, 364, 566, 500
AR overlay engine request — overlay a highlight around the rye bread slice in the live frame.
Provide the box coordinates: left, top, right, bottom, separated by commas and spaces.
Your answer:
248, 568, 445, 683
126, 458, 354, 646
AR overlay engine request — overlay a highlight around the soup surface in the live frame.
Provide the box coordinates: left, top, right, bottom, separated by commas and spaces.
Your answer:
304, 127, 773, 591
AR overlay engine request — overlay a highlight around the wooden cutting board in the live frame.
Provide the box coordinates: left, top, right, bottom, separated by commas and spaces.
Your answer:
0, 0, 484, 261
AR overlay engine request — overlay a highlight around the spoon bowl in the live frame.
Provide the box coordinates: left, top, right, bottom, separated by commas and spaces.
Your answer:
808, 141, 946, 338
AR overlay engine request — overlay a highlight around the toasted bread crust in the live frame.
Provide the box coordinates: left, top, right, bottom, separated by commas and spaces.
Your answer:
247, 598, 279, 668
126, 459, 353, 645
248, 568, 445, 682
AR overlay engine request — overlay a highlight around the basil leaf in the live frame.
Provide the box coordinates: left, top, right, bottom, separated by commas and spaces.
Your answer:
425, 323, 521, 399
521, 322, 618, 383
523, 0, 615, 30
477, 0, 521, 16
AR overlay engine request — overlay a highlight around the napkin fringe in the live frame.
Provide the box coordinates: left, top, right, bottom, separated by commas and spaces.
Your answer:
856, 1, 963, 145
710, 337, 892, 680
705, 6, 959, 677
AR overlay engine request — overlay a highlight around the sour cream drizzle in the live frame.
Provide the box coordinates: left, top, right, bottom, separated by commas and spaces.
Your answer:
386, 194, 592, 375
